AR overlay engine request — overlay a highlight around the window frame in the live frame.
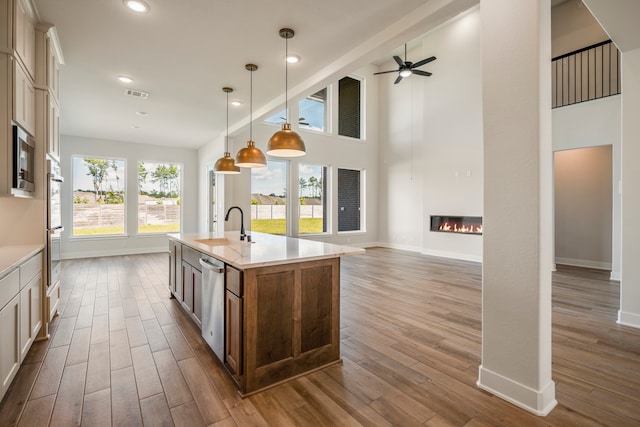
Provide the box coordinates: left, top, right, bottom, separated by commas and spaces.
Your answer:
70, 155, 127, 238
298, 87, 330, 134
297, 163, 330, 236
136, 161, 183, 235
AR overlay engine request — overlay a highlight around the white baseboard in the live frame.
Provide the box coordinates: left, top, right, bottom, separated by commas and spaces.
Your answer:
374, 242, 423, 253
555, 257, 611, 271
421, 248, 482, 263
477, 366, 557, 416
62, 246, 167, 260
617, 310, 640, 329
372, 242, 482, 263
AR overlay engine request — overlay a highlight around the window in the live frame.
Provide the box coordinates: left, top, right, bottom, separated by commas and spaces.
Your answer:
299, 88, 327, 132
72, 156, 126, 236
338, 77, 362, 139
299, 164, 328, 234
264, 109, 286, 125
338, 168, 362, 232
138, 162, 182, 233
251, 161, 287, 235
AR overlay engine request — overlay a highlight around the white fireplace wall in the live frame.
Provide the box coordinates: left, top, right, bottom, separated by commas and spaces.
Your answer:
378, 7, 483, 262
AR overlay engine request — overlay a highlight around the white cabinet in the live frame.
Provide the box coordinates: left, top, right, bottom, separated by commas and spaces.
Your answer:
35, 24, 61, 159
0, 268, 20, 399
18, 251, 42, 362
13, 0, 35, 79
13, 59, 35, 135
0, 250, 43, 400
47, 36, 60, 101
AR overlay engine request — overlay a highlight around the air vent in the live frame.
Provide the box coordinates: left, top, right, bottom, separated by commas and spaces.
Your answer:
125, 88, 149, 99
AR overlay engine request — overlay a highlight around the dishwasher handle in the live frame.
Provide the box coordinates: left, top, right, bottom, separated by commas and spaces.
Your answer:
199, 258, 225, 273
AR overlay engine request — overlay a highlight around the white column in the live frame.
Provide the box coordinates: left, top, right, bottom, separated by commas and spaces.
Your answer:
478, 0, 556, 416
619, 48, 640, 328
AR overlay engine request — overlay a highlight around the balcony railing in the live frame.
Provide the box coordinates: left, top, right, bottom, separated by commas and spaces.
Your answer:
552, 40, 620, 108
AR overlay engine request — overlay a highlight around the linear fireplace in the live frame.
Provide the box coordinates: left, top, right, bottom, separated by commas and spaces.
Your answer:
430, 215, 482, 235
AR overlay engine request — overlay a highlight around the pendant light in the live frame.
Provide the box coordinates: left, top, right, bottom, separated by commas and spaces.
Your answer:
267, 28, 306, 158
214, 87, 241, 174
236, 64, 267, 168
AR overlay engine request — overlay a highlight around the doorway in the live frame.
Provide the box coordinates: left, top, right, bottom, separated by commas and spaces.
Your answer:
554, 145, 613, 270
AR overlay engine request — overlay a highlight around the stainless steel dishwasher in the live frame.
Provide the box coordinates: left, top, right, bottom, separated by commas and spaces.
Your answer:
199, 256, 225, 361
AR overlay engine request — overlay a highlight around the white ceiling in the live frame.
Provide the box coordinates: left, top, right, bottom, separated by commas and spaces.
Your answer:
582, 0, 640, 52
32, 0, 477, 149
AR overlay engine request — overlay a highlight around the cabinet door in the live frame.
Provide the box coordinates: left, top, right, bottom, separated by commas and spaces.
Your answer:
14, 0, 35, 78
182, 261, 193, 312
30, 272, 42, 339
193, 268, 202, 322
14, 61, 35, 135
1, 294, 20, 397
225, 290, 242, 375
47, 37, 60, 101
19, 271, 41, 362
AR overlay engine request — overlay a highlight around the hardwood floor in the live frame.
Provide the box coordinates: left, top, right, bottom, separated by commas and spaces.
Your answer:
1, 248, 639, 426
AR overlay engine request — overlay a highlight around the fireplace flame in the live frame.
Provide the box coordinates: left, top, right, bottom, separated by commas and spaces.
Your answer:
438, 222, 483, 234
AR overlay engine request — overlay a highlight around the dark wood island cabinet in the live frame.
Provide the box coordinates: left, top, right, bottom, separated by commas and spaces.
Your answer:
167, 232, 363, 396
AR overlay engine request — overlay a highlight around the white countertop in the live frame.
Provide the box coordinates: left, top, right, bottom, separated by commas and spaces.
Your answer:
168, 231, 365, 269
0, 244, 45, 279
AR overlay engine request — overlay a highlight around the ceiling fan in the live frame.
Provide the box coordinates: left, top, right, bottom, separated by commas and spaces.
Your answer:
374, 44, 436, 84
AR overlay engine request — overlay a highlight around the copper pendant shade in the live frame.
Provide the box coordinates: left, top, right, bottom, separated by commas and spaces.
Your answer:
266, 28, 306, 158
214, 87, 241, 174
236, 64, 267, 168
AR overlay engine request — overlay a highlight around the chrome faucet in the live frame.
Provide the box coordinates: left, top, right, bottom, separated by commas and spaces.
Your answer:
225, 206, 247, 241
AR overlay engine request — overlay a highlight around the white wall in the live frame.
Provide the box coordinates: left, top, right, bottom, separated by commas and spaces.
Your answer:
554, 145, 612, 269
552, 96, 621, 277
551, 0, 609, 57
198, 65, 380, 247
60, 135, 198, 258
619, 47, 640, 328
378, 7, 483, 262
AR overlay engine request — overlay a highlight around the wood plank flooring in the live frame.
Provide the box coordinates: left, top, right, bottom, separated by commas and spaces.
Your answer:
1, 248, 639, 426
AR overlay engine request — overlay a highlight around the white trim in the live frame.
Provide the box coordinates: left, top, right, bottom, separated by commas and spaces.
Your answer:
555, 257, 612, 271
422, 248, 482, 263
617, 310, 640, 329
477, 366, 557, 416
373, 242, 483, 263
610, 270, 621, 281
62, 246, 166, 260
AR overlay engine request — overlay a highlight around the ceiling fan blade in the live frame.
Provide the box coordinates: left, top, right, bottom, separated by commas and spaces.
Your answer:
373, 69, 400, 75
411, 56, 436, 69
394, 75, 403, 84
412, 69, 432, 77
393, 55, 404, 67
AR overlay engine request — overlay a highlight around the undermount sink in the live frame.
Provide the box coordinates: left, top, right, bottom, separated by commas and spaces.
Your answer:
194, 238, 231, 246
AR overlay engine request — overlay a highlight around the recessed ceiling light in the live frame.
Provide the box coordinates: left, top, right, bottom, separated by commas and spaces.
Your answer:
231, 101, 242, 107
117, 75, 134, 84
286, 54, 300, 64
136, 111, 149, 116
123, 0, 150, 13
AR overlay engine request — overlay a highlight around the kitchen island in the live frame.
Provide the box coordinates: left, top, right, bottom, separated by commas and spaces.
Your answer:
167, 231, 364, 396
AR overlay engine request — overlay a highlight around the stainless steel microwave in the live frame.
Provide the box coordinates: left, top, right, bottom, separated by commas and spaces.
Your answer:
13, 124, 35, 194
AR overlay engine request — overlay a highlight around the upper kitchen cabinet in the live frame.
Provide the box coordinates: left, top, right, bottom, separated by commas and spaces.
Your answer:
35, 23, 61, 102
0, 0, 37, 79
35, 23, 62, 159
13, 57, 35, 135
